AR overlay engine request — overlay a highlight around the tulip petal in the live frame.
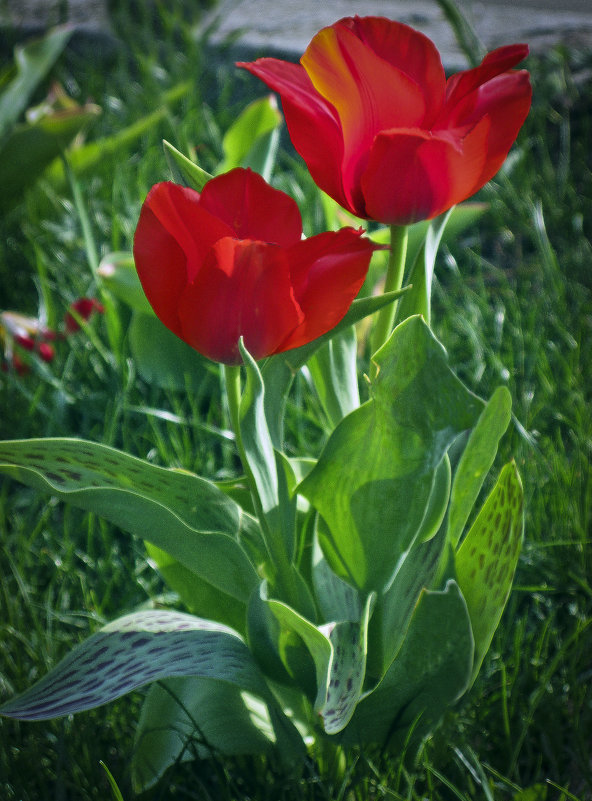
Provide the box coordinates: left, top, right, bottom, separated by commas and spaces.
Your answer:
302, 22, 428, 210
134, 183, 235, 336
177, 238, 303, 365
444, 44, 529, 109
362, 119, 490, 225
278, 229, 379, 351
198, 168, 302, 246
340, 16, 445, 125
238, 58, 352, 212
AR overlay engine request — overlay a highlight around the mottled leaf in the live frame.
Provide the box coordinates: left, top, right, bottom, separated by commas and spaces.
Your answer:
0, 438, 258, 601
268, 594, 373, 734
448, 386, 513, 548
455, 461, 524, 681
0, 610, 267, 720
341, 581, 473, 751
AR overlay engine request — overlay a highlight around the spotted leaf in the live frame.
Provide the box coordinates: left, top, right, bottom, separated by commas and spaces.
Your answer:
0, 610, 276, 721
455, 461, 524, 681
268, 594, 373, 734
0, 438, 259, 601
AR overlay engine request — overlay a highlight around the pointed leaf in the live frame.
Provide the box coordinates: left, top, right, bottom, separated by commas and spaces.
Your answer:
341, 581, 473, 751
267, 594, 373, 734
239, 340, 278, 518
0, 610, 269, 720
394, 210, 452, 326
163, 138, 213, 191
299, 316, 483, 593
366, 527, 446, 680
0, 438, 258, 601
307, 326, 360, 429
219, 94, 282, 177
455, 461, 524, 681
448, 385, 513, 548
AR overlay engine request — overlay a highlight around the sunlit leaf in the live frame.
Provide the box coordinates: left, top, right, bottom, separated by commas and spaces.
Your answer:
299, 316, 483, 593
0, 438, 259, 602
455, 461, 524, 681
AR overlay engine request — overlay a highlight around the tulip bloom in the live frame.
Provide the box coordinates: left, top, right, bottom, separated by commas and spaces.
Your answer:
239, 16, 532, 225
133, 168, 380, 365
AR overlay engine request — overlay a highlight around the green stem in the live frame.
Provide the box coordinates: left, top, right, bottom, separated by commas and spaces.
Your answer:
370, 224, 408, 361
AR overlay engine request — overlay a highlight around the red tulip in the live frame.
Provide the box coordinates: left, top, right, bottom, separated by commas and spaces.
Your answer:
238, 16, 532, 225
133, 168, 380, 365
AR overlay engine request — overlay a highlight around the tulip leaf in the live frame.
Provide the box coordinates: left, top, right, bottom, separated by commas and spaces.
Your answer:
133, 676, 304, 792
307, 326, 360, 429
239, 341, 279, 518
341, 581, 473, 751
268, 594, 373, 734
455, 461, 524, 682
448, 385, 513, 548
143, 542, 247, 634
163, 138, 213, 191
0, 438, 259, 602
394, 209, 453, 326
299, 316, 483, 593
0, 610, 272, 720
0, 25, 73, 141
312, 538, 361, 623
219, 94, 282, 178
129, 311, 213, 391
366, 528, 446, 681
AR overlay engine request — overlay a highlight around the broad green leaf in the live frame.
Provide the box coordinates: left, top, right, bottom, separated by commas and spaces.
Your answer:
307, 326, 360, 429
394, 209, 453, 326
455, 461, 524, 681
268, 594, 373, 734
0, 610, 269, 720
133, 676, 303, 791
366, 525, 447, 680
341, 581, 473, 751
0, 25, 73, 140
218, 94, 282, 177
98, 251, 152, 314
144, 542, 246, 634
0, 438, 259, 602
129, 311, 211, 392
299, 316, 483, 593
448, 385, 513, 548
163, 138, 212, 191
0, 100, 100, 211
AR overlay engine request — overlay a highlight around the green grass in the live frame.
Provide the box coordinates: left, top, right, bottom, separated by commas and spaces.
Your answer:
1, 2, 591, 799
